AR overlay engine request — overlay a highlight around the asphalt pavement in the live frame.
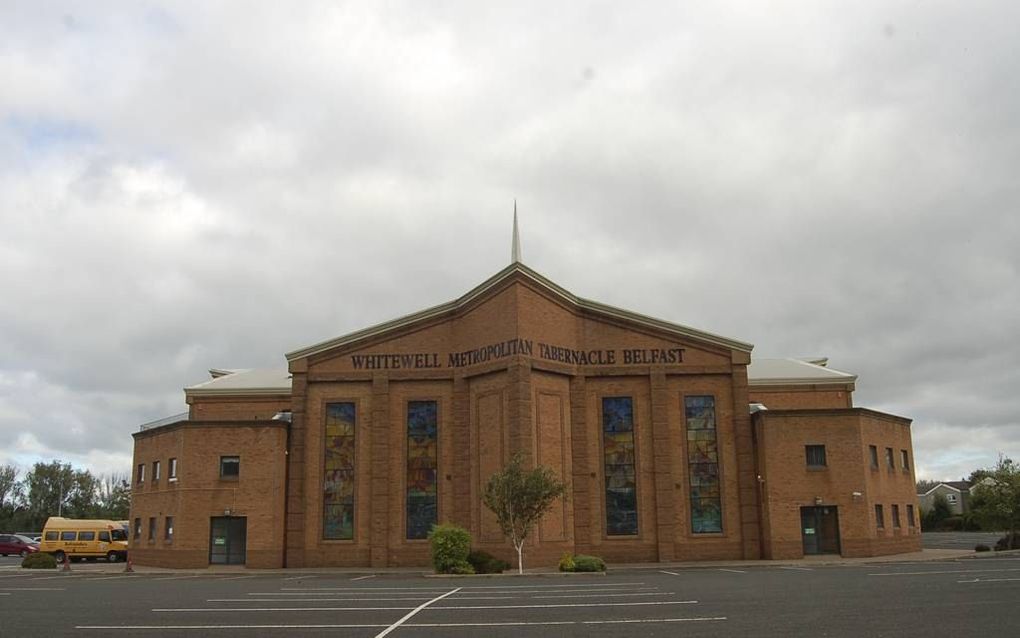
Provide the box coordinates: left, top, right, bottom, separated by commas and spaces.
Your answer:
2, 553, 1020, 637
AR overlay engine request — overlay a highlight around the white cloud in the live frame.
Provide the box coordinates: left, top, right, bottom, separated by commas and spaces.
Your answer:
0, 1, 1018, 480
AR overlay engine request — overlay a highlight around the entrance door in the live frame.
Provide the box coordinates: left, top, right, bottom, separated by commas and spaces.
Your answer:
209, 517, 247, 565
801, 506, 840, 555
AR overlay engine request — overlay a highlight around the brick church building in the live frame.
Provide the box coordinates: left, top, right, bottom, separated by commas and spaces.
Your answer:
129, 234, 920, 568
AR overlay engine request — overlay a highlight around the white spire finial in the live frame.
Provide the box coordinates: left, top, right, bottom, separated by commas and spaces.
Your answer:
511, 200, 522, 263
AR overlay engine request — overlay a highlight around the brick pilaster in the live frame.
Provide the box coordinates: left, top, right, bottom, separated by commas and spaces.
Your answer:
370, 374, 390, 567
650, 370, 676, 561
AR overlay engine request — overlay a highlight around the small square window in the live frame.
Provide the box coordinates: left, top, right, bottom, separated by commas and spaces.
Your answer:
892, 504, 901, 528
153, 460, 161, 481
869, 446, 879, 469
900, 450, 910, 471
99, 531, 110, 542
61, 531, 76, 541
137, 463, 145, 484
907, 504, 915, 527
148, 517, 156, 541
45, 531, 58, 541
885, 447, 895, 470
805, 445, 827, 468
78, 531, 95, 541
133, 518, 141, 539
169, 458, 178, 481
165, 516, 174, 543
220, 456, 240, 478
875, 504, 885, 529
946, 493, 958, 504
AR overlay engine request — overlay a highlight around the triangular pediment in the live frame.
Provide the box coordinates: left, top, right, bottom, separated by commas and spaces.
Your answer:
287, 263, 752, 370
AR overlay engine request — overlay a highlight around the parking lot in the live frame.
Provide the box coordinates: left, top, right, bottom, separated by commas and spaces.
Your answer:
2, 554, 1020, 637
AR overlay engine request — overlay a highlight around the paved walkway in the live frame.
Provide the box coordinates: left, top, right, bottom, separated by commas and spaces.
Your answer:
13, 548, 1008, 576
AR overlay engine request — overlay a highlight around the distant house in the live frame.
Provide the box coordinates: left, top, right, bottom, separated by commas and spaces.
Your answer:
918, 481, 973, 515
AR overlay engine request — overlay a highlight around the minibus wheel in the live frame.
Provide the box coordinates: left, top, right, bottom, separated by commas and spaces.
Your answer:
20, 550, 28, 558
107, 551, 120, 563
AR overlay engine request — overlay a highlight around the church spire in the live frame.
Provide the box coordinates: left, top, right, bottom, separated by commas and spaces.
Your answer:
511, 200, 522, 264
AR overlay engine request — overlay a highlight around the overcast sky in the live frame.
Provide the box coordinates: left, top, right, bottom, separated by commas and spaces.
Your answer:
1, 2, 1017, 483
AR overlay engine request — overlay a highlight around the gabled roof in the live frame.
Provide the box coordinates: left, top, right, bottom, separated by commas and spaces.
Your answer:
921, 481, 970, 496
747, 358, 857, 386
185, 367, 291, 397
285, 262, 754, 362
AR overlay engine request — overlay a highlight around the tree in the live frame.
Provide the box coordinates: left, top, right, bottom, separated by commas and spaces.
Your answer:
482, 452, 567, 574
916, 479, 938, 494
22, 462, 99, 529
969, 455, 1020, 548
95, 474, 131, 520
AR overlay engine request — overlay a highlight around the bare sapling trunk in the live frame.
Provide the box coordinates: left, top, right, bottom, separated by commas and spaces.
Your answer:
515, 540, 524, 575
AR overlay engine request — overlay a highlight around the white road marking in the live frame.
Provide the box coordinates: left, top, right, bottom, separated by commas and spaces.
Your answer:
156, 606, 418, 612
374, 587, 462, 638
436, 600, 698, 610
280, 587, 454, 592
90, 576, 140, 581
779, 567, 813, 571
75, 617, 727, 631
350, 574, 377, 581
870, 568, 1020, 577
283, 575, 312, 581
461, 582, 644, 589
209, 597, 437, 602
0, 587, 65, 591
958, 578, 1020, 583
719, 568, 746, 573
660, 570, 680, 576
0, 592, 9, 595
153, 576, 202, 581
216, 576, 255, 581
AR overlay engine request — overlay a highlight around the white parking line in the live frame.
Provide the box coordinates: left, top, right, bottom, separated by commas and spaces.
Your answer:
719, 568, 746, 573
374, 587, 462, 638
90, 575, 140, 581
216, 576, 256, 581
351, 574, 377, 581
869, 568, 1020, 577
282, 575, 313, 581
209, 597, 436, 602
76, 617, 727, 631
958, 578, 1020, 583
660, 570, 680, 576
462, 582, 645, 589
435, 600, 698, 610
779, 567, 813, 571
156, 606, 418, 612
0, 587, 65, 591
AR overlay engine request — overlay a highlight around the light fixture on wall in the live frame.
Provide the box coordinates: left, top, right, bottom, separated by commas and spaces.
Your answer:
814, 496, 823, 505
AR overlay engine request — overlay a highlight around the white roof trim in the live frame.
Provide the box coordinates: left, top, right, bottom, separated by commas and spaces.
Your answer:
286, 262, 754, 361
923, 483, 963, 495
747, 358, 857, 387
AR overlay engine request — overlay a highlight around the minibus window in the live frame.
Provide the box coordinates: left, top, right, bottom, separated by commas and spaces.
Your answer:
78, 531, 95, 541
99, 531, 111, 542
61, 532, 76, 541
45, 531, 58, 541
112, 529, 128, 542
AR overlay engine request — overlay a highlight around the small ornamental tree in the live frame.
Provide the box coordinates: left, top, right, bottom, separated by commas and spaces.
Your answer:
969, 455, 1020, 548
482, 452, 567, 574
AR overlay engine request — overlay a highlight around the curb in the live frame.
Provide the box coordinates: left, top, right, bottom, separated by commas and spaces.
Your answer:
424, 571, 606, 579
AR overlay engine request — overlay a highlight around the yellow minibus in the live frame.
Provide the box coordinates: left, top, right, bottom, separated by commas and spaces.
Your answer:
39, 517, 129, 563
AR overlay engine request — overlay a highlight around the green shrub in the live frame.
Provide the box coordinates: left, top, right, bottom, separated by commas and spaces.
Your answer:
975, 544, 991, 552
936, 516, 964, 532
558, 553, 605, 572
468, 550, 509, 574
995, 533, 1020, 551
571, 554, 606, 572
558, 552, 576, 572
428, 523, 472, 574
22, 552, 57, 569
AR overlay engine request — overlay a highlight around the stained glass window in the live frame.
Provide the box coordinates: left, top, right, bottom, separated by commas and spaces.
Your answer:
603, 396, 638, 536
407, 400, 438, 539
323, 402, 356, 540
686, 396, 722, 533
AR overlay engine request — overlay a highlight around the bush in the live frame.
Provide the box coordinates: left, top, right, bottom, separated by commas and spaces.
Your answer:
428, 523, 473, 574
557, 552, 576, 572
975, 544, 991, 552
557, 553, 605, 572
22, 552, 57, 569
995, 533, 1020, 551
936, 516, 964, 532
468, 550, 509, 574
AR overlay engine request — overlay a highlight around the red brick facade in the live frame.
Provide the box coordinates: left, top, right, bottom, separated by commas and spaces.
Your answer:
129, 264, 920, 568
